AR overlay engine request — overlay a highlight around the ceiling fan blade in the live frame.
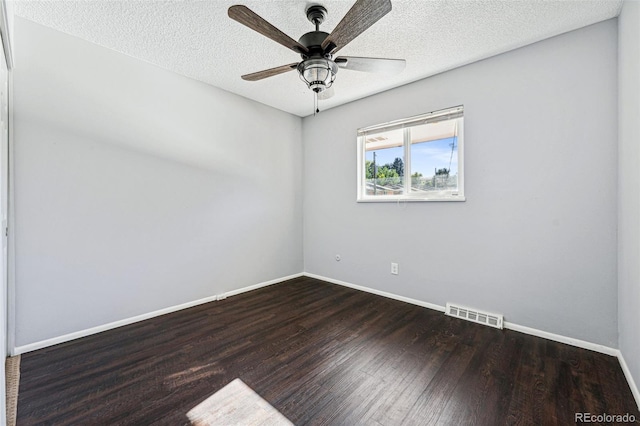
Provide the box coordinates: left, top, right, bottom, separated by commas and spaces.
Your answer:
318, 86, 335, 100
335, 56, 405, 74
321, 0, 392, 54
229, 5, 308, 55
241, 63, 299, 81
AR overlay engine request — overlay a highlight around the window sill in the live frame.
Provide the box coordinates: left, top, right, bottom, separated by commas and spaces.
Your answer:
357, 196, 466, 203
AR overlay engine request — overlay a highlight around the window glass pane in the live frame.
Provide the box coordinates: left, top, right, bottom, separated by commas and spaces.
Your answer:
364, 128, 404, 196
357, 106, 463, 202
410, 120, 459, 194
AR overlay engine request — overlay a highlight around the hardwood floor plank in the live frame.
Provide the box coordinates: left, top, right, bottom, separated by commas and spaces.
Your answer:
16, 277, 640, 425
435, 327, 508, 425
400, 341, 478, 425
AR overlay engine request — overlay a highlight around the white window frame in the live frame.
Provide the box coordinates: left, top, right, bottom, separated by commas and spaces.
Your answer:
357, 105, 465, 202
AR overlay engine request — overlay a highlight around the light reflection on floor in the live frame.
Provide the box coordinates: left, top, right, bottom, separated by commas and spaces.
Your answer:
187, 378, 294, 425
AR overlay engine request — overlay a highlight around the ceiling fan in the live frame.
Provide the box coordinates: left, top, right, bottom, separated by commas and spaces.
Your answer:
228, 0, 405, 106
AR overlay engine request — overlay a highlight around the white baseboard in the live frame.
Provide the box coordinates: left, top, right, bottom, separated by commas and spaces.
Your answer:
502, 322, 619, 356
12, 272, 303, 355
303, 273, 446, 313
618, 351, 640, 410
303, 273, 618, 357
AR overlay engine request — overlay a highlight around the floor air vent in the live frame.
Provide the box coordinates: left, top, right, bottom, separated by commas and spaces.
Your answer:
445, 303, 503, 329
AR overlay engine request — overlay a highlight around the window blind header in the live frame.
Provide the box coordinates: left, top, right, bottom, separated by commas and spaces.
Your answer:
358, 105, 463, 136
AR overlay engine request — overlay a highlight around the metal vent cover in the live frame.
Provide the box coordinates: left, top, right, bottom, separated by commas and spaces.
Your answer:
445, 303, 504, 329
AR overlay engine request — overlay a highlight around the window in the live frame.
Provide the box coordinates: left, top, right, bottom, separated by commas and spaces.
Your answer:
357, 106, 464, 202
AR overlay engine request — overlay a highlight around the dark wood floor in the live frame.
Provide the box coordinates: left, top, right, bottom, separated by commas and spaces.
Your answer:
16, 277, 639, 425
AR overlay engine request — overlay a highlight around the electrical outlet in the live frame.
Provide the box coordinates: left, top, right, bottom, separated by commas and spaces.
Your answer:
391, 263, 399, 275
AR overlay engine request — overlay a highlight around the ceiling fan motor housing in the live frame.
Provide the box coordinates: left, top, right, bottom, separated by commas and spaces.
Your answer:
298, 31, 330, 58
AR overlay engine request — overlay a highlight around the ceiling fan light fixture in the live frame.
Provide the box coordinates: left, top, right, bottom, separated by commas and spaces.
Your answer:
297, 58, 338, 92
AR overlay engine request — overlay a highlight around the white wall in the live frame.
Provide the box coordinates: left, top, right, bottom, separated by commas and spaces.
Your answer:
303, 20, 618, 347
618, 0, 640, 406
13, 18, 303, 348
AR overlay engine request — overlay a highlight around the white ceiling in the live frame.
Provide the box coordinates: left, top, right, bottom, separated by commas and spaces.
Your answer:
12, 0, 622, 117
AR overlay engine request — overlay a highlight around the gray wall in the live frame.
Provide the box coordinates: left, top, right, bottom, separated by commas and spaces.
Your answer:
13, 18, 303, 347
618, 0, 640, 403
303, 20, 619, 347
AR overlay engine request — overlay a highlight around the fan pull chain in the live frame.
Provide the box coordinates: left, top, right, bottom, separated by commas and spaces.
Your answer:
314, 91, 319, 116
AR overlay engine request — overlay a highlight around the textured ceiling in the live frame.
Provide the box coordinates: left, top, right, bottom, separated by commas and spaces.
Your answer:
12, 0, 622, 117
